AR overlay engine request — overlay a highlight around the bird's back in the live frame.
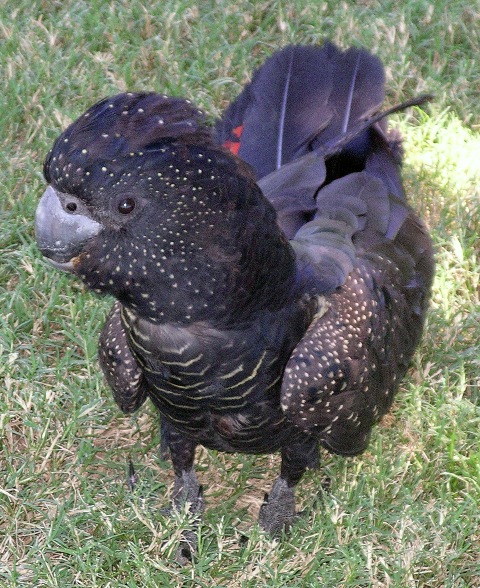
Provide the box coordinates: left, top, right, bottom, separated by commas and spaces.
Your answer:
217, 43, 434, 456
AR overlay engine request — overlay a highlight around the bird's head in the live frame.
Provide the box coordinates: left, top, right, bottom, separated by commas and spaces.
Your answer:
35, 93, 294, 324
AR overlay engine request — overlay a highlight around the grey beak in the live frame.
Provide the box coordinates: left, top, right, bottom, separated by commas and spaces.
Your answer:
35, 186, 103, 271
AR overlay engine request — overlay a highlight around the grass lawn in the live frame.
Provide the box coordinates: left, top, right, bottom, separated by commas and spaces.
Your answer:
1, 0, 479, 586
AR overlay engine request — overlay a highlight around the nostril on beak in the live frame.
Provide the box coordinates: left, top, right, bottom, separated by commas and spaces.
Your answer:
66, 202, 78, 213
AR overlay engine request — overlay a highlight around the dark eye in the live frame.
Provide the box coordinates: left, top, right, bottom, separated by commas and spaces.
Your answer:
118, 197, 136, 215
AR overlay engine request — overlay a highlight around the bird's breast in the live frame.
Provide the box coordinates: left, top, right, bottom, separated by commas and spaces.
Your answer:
120, 305, 302, 452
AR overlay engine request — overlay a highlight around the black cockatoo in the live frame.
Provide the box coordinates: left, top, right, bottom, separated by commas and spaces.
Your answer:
35, 43, 434, 560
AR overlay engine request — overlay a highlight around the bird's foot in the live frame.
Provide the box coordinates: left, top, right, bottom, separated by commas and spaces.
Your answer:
125, 461, 202, 564
170, 469, 204, 565
258, 476, 298, 536
175, 528, 199, 565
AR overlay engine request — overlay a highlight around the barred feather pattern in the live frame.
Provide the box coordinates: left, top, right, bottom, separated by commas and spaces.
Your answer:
36, 42, 434, 539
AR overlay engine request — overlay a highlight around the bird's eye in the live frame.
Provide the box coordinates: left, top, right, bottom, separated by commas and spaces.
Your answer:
118, 197, 136, 215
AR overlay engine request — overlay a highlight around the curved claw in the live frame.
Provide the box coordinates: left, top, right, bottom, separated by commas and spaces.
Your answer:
127, 460, 138, 492
175, 529, 197, 565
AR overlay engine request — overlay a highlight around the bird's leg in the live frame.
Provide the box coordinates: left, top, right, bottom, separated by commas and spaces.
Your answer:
171, 468, 203, 514
159, 415, 171, 462
172, 470, 204, 566
259, 439, 318, 535
164, 424, 203, 564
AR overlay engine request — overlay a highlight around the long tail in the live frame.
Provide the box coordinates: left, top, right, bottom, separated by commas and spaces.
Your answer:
215, 43, 386, 179
216, 43, 431, 243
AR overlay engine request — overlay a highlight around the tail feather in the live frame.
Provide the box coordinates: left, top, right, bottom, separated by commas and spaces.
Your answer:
216, 42, 432, 285
311, 43, 384, 147
216, 45, 334, 176
215, 43, 385, 179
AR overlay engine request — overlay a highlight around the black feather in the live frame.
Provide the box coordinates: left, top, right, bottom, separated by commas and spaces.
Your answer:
37, 42, 434, 545
217, 45, 336, 176
215, 43, 385, 178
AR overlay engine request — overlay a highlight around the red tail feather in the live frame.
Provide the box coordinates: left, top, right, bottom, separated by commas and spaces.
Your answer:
222, 124, 244, 155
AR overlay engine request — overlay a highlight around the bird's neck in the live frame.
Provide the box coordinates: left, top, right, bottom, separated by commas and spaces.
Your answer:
94, 199, 297, 327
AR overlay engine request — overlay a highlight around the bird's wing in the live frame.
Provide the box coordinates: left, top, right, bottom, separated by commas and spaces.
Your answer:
98, 301, 148, 413
279, 152, 434, 456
